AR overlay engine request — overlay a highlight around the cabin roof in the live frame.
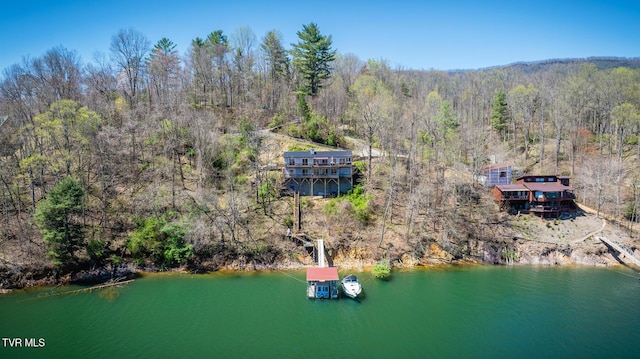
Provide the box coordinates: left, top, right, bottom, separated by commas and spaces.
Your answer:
284, 150, 352, 158
495, 184, 528, 191
306, 267, 339, 281
523, 182, 573, 192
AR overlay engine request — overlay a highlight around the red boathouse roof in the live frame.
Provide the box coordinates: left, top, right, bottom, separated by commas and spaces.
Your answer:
306, 267, 339, 282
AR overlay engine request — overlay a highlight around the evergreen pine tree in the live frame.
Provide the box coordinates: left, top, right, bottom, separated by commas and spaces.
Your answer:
290, 23, 336, 96
492, 89, 509, 141
34, 177, 85, 266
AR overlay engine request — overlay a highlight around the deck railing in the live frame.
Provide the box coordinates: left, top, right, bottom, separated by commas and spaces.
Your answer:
501, 195, 528, 200
286, 163, 352, 168
283, 170, 350, 179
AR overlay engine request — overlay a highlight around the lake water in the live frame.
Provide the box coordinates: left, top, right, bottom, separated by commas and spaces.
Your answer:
1, 266, 639, 358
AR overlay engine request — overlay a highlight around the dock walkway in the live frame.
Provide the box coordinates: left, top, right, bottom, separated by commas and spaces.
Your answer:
597, 236, 640, 267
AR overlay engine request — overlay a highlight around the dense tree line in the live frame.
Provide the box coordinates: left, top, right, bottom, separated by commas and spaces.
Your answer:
1, 22, 640, 276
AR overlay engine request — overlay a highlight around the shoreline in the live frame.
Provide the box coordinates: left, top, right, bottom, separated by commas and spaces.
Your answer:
2, 255, 633, 295
2, 211, 638, 293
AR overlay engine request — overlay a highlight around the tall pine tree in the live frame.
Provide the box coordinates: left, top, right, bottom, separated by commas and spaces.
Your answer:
34, 177, 85, 266
492, 89, 509, 141
290, 23, 336, 96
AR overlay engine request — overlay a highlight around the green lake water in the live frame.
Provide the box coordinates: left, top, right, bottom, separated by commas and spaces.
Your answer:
1, 266, 639, 358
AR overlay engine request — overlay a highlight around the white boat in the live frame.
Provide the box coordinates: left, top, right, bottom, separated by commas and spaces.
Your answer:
341, 275, 362, 299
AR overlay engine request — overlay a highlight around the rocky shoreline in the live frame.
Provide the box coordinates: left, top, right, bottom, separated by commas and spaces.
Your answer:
0, 246, 631, 294
2, 213, 638, 292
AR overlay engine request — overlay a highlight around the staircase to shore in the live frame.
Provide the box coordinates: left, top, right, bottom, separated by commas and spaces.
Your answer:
597, 236, 640, 267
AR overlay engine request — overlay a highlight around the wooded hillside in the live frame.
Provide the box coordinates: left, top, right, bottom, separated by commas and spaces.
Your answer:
1, 24, 639, 286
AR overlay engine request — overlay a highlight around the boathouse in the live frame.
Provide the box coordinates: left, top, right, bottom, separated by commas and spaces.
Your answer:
306, 267, 339, 299
306, 239, 339, 299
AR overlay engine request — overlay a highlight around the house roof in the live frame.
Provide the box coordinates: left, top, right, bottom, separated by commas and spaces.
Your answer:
495, 184, 528, 191
523, 182, 573, 192
306, 267, 339, 281
284, 150, 352, 158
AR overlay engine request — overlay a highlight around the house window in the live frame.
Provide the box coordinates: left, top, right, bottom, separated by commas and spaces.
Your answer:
330, 169, 337, 175
535, 177, 544, 182
339, 158, 345, 165
302, 158, 308, 166
499, 171, 507, 178
288, 158, 295, 166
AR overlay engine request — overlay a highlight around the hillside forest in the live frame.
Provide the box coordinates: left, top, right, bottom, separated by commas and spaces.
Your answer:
1, 24, 640, 286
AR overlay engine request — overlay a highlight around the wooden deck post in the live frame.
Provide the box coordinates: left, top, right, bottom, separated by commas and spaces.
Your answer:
294, 191, 301, 233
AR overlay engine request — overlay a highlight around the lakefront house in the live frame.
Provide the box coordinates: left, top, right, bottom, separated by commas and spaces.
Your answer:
491, 174, 576, 218
283, 149, 354, 196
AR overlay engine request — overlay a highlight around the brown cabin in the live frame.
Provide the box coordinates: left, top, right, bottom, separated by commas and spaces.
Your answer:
491, 175, 576, 218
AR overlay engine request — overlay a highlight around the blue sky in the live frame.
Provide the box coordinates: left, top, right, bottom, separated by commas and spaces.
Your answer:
1, 0, 639, 73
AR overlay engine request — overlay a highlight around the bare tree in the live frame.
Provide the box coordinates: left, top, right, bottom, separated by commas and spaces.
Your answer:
146, 37, 182, 113
206, 30, 231, 107
508, 84, 539, 160
110, 27, 150, 107
31, 46, 83, 104
188, 37, 215, 107
84, 53, 118, 124
349, 74, 393, 184
260, 30, 290, 112
230, 27, 257, 108
580, 156, 624, 218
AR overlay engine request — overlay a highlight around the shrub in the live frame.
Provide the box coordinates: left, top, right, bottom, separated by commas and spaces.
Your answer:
372, 259, 391, 279
285, 111, 346, 147
268, 114, 283, 129
234, 175, 249, 185
324, 185, 372, 226
127, 218, 193, 267
288, 144, 312, 152
623, 201, 638, 222
284, 215, 293, 228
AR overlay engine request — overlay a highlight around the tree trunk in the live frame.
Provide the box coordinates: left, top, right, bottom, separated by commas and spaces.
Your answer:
539, 104, 545, 172
555, 129, 561, 175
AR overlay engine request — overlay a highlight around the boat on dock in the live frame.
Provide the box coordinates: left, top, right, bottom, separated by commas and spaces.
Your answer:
341, 274, 362, 299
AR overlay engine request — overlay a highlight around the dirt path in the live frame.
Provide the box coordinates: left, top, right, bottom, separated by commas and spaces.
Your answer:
570, 218, 607, 244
